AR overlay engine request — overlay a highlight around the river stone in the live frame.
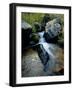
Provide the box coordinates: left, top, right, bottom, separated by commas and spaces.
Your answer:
22, 21, 32, 50
44, 18, 62, 43
34, 22, 41, 32
34, 22, 45, 32
30, 33, 40, 44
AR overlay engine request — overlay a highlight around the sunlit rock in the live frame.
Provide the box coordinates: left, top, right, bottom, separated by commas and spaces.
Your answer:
44, 18, 62, 43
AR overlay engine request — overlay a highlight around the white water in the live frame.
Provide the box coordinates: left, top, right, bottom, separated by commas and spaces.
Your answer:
38, 31, 57, 74
38, 31, 46, 43
38, 31, 54, 57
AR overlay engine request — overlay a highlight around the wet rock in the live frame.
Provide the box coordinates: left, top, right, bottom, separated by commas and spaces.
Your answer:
22, 21, 32, 50
34, 22, 41, 32
36, 44, 50, 66
44, 32, 58, 43
44, 18, 62, 43
30, 33, 40, 44
34, 22, 45, 32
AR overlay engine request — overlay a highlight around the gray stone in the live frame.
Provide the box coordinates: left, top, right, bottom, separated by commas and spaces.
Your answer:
22, 21, 32, 30
44, 18, 62, 43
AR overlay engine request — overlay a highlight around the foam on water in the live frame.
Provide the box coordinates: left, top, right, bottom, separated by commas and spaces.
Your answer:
38, 31, 54, 57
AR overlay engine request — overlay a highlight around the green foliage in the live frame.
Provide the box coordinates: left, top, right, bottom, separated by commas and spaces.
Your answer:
22, 13, 44, 25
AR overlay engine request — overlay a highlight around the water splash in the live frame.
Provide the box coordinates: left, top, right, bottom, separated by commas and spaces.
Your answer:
38, 31, 58, 75
38, 31, 54, 57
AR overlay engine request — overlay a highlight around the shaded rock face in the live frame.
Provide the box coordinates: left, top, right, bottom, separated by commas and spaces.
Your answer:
34, 22, 42, 32
42, 15, 50, 26
44, 32, 58, 43
44, 18, 62, 43
30, 33, 40, 45
34, 22, 45, 32
34, 15, 50, 32
22, 21, 32, 52
22, 28, 32, 53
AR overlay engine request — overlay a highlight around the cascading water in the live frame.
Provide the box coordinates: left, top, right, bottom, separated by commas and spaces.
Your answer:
38, 31, 59, 75
38, 31, 54, 58
38, 31, 46, 43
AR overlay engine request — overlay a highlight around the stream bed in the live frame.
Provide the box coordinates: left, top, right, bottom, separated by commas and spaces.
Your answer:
22, 31, 64, 77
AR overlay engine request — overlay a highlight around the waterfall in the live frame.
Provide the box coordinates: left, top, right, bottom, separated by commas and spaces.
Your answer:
38, 31, 57, 75
38, 31, 64, 75
38, 31, 54, 57
38, 31, 46, 43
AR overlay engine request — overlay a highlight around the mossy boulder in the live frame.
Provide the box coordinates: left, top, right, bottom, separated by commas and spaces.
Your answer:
30, 33, 40, 43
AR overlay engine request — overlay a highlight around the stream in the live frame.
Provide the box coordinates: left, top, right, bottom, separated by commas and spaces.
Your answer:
22, 31, 64, 77
38, 31, 54, 57
39, 31, 64, 74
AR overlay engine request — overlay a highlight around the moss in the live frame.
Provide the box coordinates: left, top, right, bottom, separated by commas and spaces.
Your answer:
31, 33, 40, 43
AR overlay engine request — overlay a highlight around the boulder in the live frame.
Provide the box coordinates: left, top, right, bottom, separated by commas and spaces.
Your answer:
44, 32, 58, 43
30, 33, 40, 44
34, 22, 41, 32
34, 22, 45, 32
22, 21, 32, 51
44, 18, 62, 43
